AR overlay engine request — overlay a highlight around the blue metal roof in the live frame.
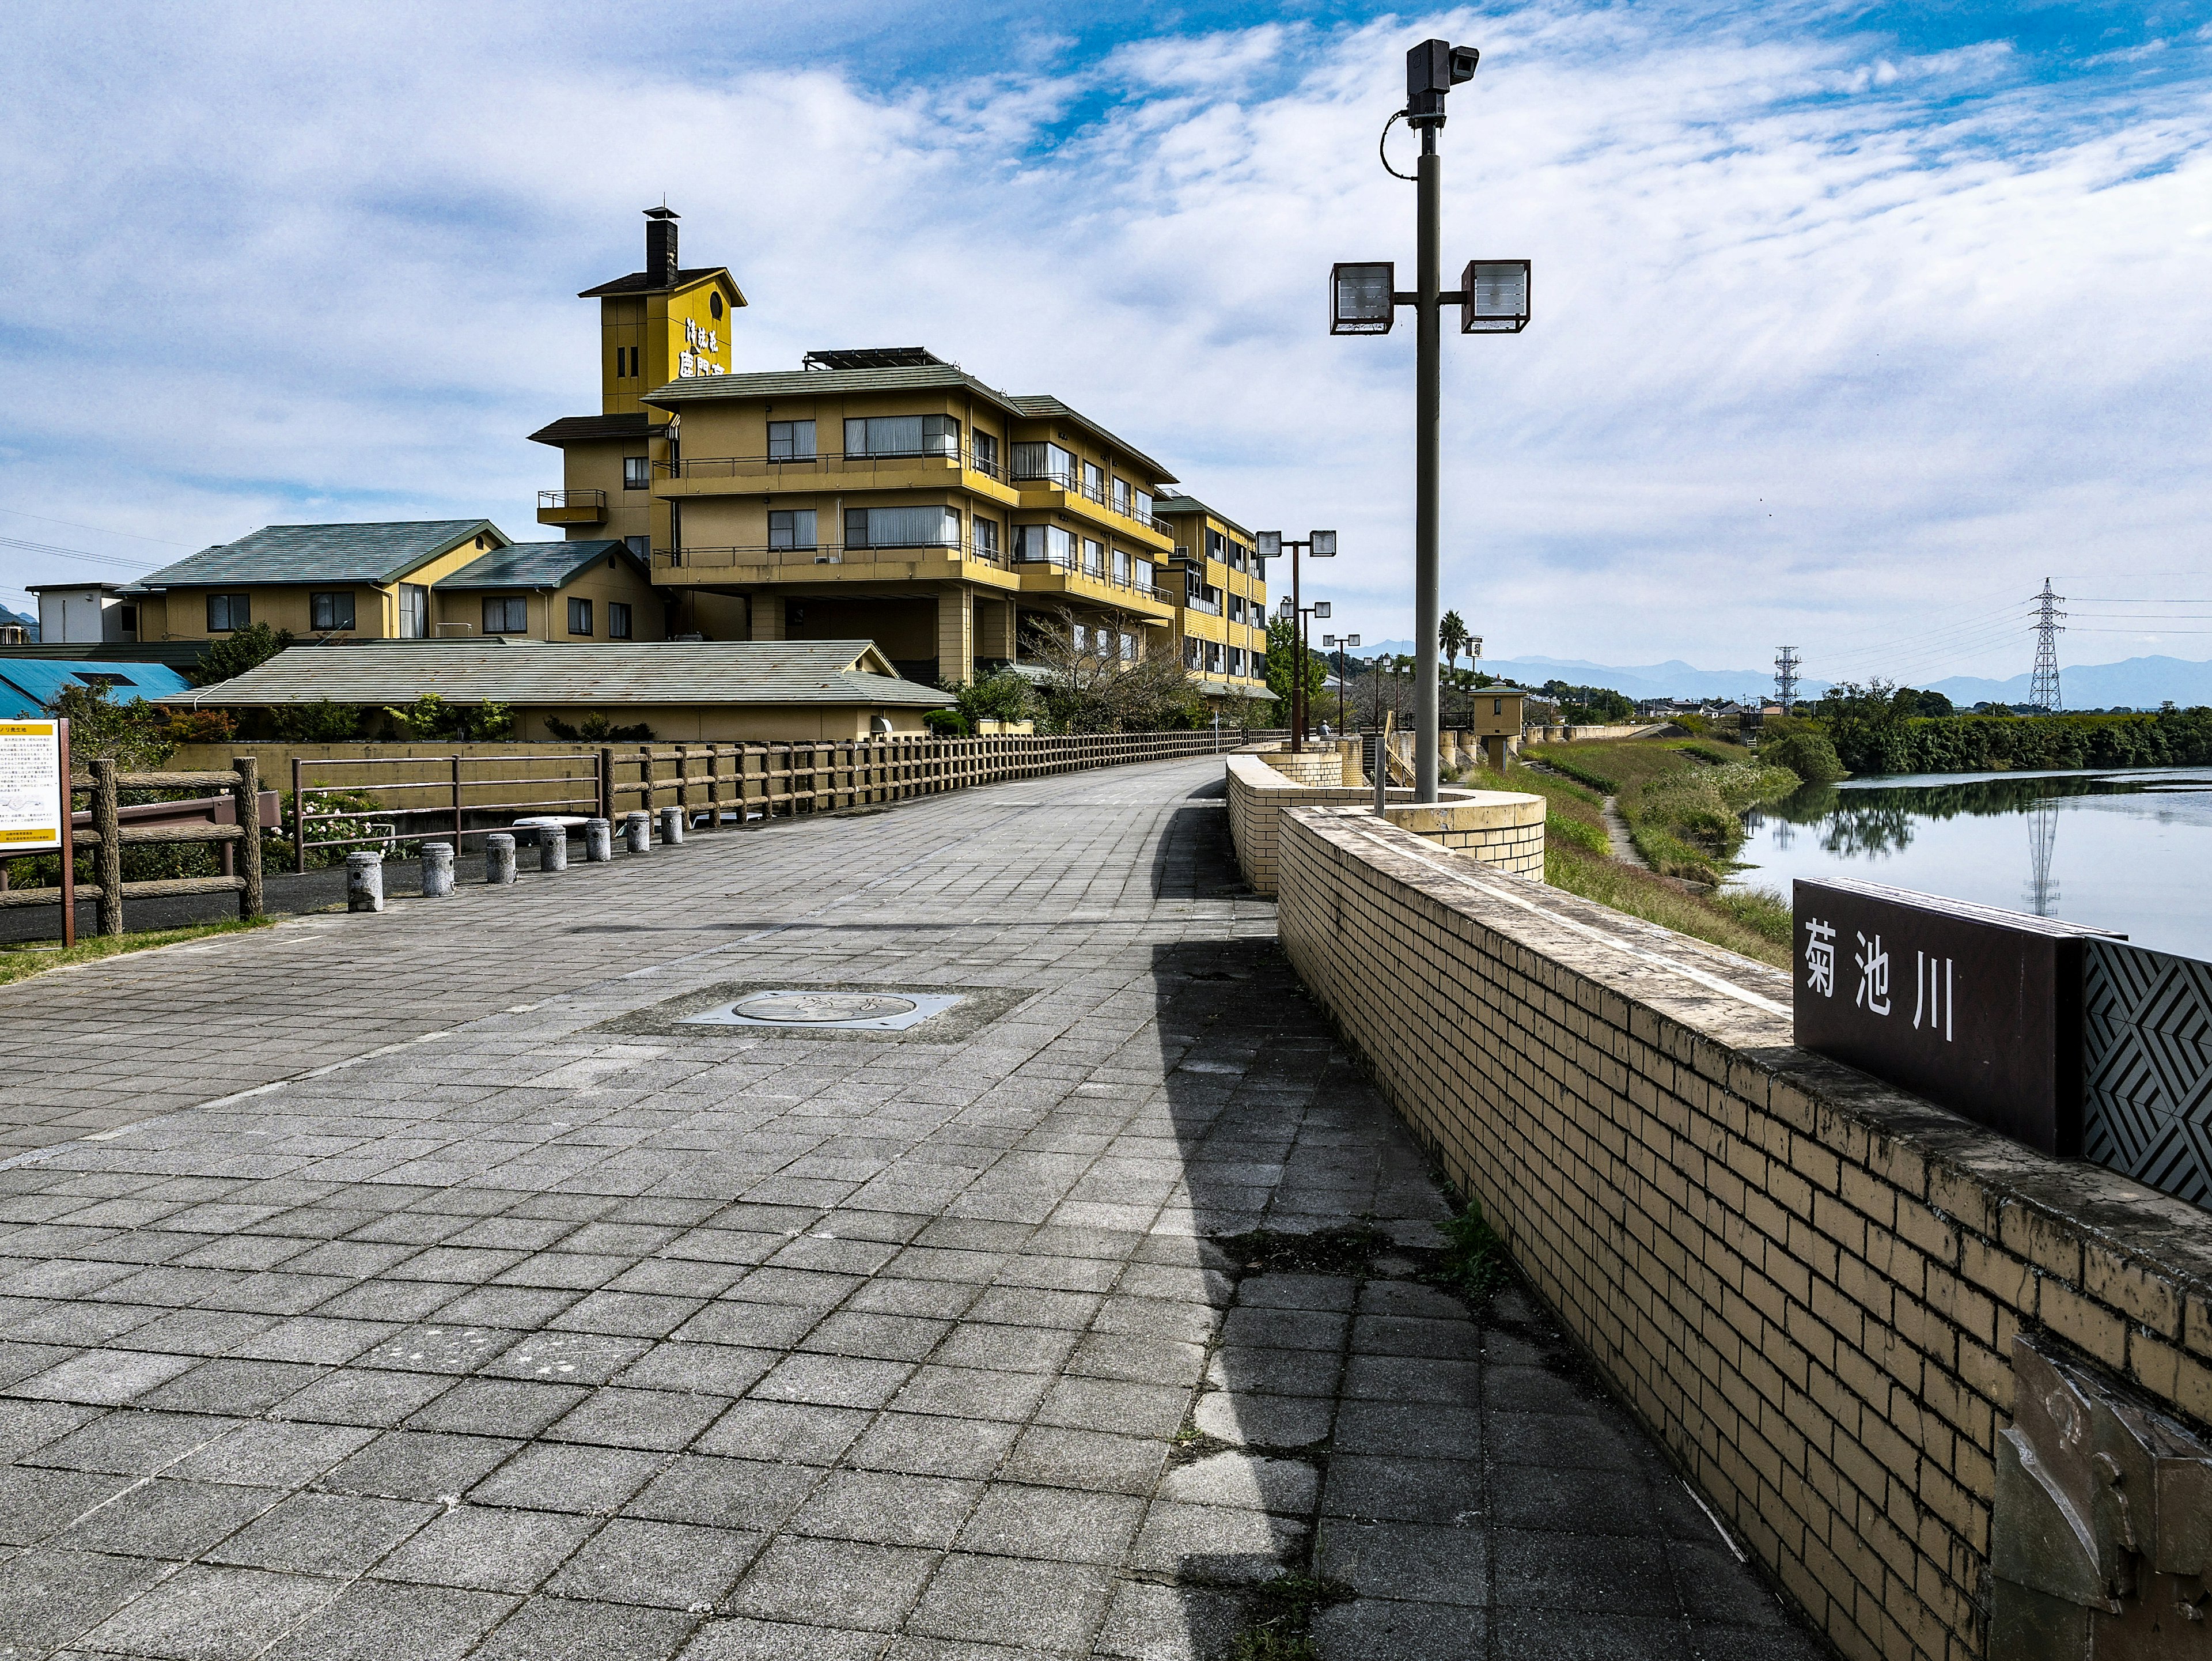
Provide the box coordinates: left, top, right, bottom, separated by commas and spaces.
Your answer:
0, 659, 192, 717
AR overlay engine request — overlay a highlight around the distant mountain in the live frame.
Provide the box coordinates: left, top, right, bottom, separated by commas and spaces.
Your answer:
0, 606, 36, 640
1341, 646, 2212, 711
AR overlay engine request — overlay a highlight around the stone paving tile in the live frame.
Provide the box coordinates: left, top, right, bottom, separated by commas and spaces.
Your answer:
0, 759, 1824, 1660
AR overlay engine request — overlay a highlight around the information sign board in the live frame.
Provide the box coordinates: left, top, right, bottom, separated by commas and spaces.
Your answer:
0, 720, 64, 856
1792, 877, 2119, 1156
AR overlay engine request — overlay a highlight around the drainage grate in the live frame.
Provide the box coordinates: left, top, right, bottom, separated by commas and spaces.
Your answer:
677, 989, 966, 1032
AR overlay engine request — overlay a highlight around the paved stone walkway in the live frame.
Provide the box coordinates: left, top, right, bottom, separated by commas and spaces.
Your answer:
0, 758, 1824, 1659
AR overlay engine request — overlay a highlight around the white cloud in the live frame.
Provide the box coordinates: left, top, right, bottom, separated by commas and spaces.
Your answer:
1, 0, 2206, 685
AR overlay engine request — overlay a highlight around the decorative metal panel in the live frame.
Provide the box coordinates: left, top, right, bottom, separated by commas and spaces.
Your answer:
2083, 939, 2212, 1207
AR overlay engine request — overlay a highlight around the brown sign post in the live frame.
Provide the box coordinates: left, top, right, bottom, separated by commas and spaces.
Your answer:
1792, 877, 2120, 1156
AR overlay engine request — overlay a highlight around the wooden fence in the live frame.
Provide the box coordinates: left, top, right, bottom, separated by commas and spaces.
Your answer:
0, 757, 265, 943
292, 729, 1274, 862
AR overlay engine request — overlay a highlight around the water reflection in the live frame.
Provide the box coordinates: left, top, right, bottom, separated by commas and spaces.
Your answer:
1731, 767, 2212, 958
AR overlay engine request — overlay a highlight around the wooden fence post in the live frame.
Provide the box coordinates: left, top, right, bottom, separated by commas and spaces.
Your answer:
91, 758, 123, 938
233, 755, 264, 920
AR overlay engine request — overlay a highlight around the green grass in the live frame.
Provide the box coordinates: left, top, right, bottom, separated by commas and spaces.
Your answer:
1541, 843, 1791, 967
1227, 1576, 1357, 1661
0, 917, 275, 987
1524, 737, 1797, 884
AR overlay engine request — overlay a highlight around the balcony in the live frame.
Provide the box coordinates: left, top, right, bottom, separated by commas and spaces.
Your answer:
653, 536, 1012, 580
1181, 592, 1224, 618
654, 444, 1007, 493
537, 488, 607, 526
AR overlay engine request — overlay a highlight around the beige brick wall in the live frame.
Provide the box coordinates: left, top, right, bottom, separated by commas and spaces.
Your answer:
1275, 804, 2212, 1661
1225, 755, 1543, 895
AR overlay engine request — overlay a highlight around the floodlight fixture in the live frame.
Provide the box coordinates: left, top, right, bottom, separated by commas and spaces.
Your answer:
1346, 634, 1362, 648
1461, 260, 1531, 334
1330, 263, 1395, 335
1256, 531, 1283, 559
1311, 531, 1338, 556
1313, 601, 1331, 619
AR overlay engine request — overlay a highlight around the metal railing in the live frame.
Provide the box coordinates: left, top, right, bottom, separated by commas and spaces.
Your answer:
538, 489, 606, 511
1183, 592, 1224, 617
656, 538, 1007, 573
658, 443, 1002, 480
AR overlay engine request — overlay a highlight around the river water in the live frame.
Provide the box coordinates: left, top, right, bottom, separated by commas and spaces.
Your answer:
1732, 767, 2212, 959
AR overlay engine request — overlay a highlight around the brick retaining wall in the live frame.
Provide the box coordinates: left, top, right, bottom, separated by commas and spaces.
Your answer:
1225, 754, 1543, 896
1276, 805, 2212, 1661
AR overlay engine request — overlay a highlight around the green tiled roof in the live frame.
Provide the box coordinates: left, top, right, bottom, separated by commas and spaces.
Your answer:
436, 541, 637, 592
165, 641, 958, 710
139, 521, 506, 588
1153, 495, 1255, 542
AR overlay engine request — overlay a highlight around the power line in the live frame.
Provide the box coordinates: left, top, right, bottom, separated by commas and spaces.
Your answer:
0, 506, 191, 546
0, 535, 159, 572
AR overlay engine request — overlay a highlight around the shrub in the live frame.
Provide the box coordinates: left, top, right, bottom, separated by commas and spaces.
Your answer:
380, 694, 515, 741
190, 622, 293, 687
1760, 727, 1846, 782
544, 713, 655, 741
271, 699, 365, 742
164, 708, 237, 744
922, 709, 971, 737
43, 684, 176, 769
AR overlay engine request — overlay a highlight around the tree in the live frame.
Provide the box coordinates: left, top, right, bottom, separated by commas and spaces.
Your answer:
44, 684, 175, 769
1021, 608, 1203, 733
1440, 610, 1469, 677
190, 622, 293, 687
1264, 615, 1326, 716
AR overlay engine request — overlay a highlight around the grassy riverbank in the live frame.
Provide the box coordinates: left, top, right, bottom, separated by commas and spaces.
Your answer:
1460, 740, 1795, 968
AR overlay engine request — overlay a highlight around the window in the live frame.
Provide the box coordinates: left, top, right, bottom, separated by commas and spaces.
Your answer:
1121, 632, 1137, 663
1185, 638, 1201, 669
1134, 489, 1153, 523
1229, 648, 1246, 676
568, 597, 593, 636
1013, 524, 1074, 566
1207, 642, 1223, 674
483, 596, 528, 634
1133, 559, 1153, 591
623, 456, 650, 490
972, 517, 999, 556
1082, 538, 1103, 576
310, 591, 355, 631
1112, 477, 1130, 516
844, 506, 959, 549
119, 605, 138, 634
768, 509, 818, 550
843, 415, 958, 458
710, 291, 724, 319
1081, 460, 1104, 502
206, 593, 249, 631
1112, 547, 1128, 584
1010, 442, 1075, 487
768, 420, 817, 461
398, 583, 427, 639
624, 534, 649, 558
1228, 596, 1244, 624
972, 432, 999, 478
609, 602, 633, 640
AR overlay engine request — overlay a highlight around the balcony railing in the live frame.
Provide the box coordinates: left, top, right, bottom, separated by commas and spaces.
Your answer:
538, 489, 607, 510
657, 443, 1005, 482
654, 537, 1007, 573
1182, 592, 1224, 617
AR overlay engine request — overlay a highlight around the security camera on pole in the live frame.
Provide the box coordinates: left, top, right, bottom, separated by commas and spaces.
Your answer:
1330, 39, 1531, 802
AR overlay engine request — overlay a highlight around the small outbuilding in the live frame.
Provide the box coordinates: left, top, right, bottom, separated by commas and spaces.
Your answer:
162, 639, 955, 741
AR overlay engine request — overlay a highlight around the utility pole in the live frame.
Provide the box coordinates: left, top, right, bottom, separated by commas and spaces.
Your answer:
2029, 580, 2066, 713
1774, 646, 1800, 713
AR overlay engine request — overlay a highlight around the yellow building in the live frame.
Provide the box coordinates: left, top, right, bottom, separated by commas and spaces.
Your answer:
1153, 494, 1270, 701
124, 525, 665, 645
531, 210, 1274, 693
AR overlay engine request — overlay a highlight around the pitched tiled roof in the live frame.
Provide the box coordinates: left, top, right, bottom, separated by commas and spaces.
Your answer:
1154, 495, 1254, 541
138, 522, 506, 588
435, 541, 637, 592
527, 413, 652, 447
164, 641, 957, 709
578, 266, 743, 299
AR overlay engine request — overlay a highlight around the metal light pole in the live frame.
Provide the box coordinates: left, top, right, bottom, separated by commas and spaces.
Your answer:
1330, 40, 1531, 803
1323, 634, 1362, 731
1257, 531, 1336, 750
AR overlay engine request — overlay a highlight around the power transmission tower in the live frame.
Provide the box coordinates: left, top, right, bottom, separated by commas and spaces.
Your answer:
1774, 646, 1800, 713
2028, 580, 2066, 713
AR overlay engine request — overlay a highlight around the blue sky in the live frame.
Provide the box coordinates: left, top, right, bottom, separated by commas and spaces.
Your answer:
2, 0, 2208, 686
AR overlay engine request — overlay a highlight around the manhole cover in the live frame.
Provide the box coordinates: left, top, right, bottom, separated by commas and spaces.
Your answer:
677, 988, 965, 1032
737, 992, 917, 1024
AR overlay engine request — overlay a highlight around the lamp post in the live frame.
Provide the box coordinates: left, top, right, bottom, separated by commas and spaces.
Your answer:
1322, 633, 1362, 732
1257, 531, 1336, 751
1330, 40, 1531, 803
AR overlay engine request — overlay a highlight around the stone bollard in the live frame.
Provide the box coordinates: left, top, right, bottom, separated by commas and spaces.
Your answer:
539, 827, 567, 872
486, 833, 517, 884
584, 818, 612, 862
659, 805, 684, 846
346, 851, 384, 913
421, 842, 454, 898
623, 811, 651, 853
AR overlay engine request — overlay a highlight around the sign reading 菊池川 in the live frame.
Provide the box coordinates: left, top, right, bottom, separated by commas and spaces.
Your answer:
1791, 877, 2116, 1157
0, 720, 64, 856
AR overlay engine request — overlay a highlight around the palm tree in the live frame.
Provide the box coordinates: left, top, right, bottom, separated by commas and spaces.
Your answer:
1440, 611, 1469, 722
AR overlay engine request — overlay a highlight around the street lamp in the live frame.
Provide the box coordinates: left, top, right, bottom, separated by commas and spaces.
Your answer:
1330, 39, 1532, 803
1259, 531, 1336, 751
1323, 633, 1362, 731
